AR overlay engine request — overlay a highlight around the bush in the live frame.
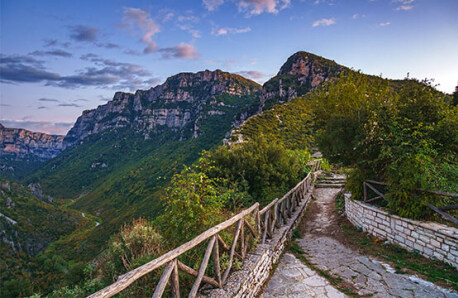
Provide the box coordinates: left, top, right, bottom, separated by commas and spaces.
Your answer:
202, 135, 307, 207
312, 72, 457, 218
156, 166, 227, 246
100, 218, 164, 281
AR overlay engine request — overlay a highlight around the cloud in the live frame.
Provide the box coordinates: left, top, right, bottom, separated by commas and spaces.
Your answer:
212, 26, 251, 36
236, 70, 265, 80
0, 119, 74, 135
395, 5, 413, 10
1, 53, 156, 91
352, 13, 366, 19
97, 42, 121, 49
43, 39, 58, 47
0, 54, 61, 83
236, 0, 291, 16
312, 18, 336, 27
394, 0, 414, 10
69, 25, 99, 42
37, 106, 48, 109
379, 22, 391, 26
177, 14, 201, 38
38, 98, 59, 102
395, 0, 414, 3
121, 7, 160, 54
203, 0, 290, 16
203, 0, 224, 11
30, 49, 73, 58
57, 103, 83, 107
159, 43, 200, 59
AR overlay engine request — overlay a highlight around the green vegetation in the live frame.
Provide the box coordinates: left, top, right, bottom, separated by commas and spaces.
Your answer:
311, 72, 457, 219
0, 180, 85, 297
33, 136, 311, 296
0, 153, 45, 181
236, 97, 315, 150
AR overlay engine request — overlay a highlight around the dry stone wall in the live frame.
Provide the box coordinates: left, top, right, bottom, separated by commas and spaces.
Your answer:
201, 191, 312, 297
345, 196, 458, 269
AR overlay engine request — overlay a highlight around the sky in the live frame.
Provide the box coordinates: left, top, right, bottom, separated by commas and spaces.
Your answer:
1, 0, 457, 135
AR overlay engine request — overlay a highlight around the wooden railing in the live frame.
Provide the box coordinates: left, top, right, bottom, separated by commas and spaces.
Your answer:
363, 180, 458, 224
88, 160, 321, 298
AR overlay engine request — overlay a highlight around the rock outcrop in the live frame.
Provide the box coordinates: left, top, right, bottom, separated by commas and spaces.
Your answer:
259, 51, 347, 110
0, 124, 64, 160
64, 69, 260, 148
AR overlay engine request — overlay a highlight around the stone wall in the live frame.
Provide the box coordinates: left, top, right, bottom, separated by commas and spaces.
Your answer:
201, 191, 312, 297
345, 196, 458, 269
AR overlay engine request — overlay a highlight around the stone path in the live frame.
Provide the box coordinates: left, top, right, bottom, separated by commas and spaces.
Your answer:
262, 176, 458, 298
261, 253, 345, 298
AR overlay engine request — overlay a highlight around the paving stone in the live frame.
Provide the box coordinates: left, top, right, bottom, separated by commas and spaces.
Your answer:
261, 181, 457, 298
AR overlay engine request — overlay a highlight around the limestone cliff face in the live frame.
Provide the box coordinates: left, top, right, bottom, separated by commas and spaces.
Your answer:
260, 51, 347, 110
0, 124, 64, 160
64, 69, 260, 148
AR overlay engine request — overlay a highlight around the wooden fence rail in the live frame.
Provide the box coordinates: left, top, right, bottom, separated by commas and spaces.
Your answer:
88, 160, 322, 298
363, 180, 458, 225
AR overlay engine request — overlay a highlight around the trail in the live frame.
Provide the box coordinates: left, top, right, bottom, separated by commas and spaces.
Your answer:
262, 174, 457, 298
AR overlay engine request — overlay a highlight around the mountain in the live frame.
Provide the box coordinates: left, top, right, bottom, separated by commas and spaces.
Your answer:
63, 69, 259, 149
25, 69, 261, 260
4, 52, 352, 294
0, 124, 64, 180
259, 51, 347, 111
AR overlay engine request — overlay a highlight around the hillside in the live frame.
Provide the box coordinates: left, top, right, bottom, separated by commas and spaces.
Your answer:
0, 180, 86, 296
0, 124, 64, 180
25, 69, 262, 260
7, 52, 384, 295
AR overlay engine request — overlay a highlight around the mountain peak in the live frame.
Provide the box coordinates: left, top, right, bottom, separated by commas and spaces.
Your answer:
278, 51, 342, 76
260, 51, 347, 110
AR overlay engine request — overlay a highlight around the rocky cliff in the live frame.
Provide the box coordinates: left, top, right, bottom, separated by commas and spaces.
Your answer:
260, 51, 347, 110
0, 124, 64, 160
64, 69, 260, 148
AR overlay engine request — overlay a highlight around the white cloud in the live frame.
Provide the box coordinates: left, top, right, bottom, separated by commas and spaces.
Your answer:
312, 18, 336, 27
236, 70, 265, 80
395, 5, 413, 10
379, 22, 391, 26
394, 0, 414, 10
203, 0, 224, 11
237, 0, 291, 16
121, 7, 160, 54
352, 13, 366, 19
212, 26, 251, 36
203, 0, 290, 16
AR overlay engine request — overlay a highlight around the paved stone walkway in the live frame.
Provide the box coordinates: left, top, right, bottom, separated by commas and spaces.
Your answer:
262, 179, 458, 298
261, 253, 345, 298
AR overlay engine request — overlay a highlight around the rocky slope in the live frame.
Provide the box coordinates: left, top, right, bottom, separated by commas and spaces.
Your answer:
64, 69, 260, 148
0, 124, 64, 159
259, 51, 347, 110
0, 124, 64, 179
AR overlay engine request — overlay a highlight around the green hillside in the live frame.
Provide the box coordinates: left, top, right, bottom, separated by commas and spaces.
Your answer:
235, 96, 315, 150
0, 180, 86, 297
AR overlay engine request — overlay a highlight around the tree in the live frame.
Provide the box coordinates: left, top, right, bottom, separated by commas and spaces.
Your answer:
311, 73, 457, 218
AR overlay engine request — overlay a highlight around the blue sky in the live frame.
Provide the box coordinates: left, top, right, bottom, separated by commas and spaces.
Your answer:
1, 0, 457, 134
